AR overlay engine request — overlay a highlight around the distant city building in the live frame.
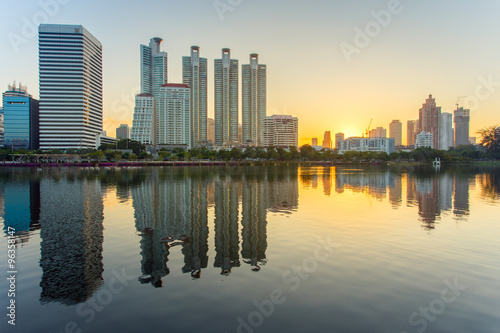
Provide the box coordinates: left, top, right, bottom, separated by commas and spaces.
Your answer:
469, 137, 476, 145
242, 54, 267, 146
339, 137, 395, 154
415, 131, 433, 148
389, 120, 402, 146
157, 84, 191, 149
116, 124, 131, 140
407, 120, 417, 146
440, 112, 453, 150
214, 48, 238, 146
419, 95, 441, 149
311, 138, 318, 146
322, 131, 332, 148
335, 133, 344, 150
263, 115, 298, 147
454, 107, 470, 147
39, 24, 102, 150
131, 94, 156, 145
369, 127, 387, 138
207, 118, 215, 143
2, 83, 39, 150
183, 46, 207, 147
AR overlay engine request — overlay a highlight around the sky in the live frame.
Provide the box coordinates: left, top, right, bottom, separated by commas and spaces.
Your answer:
1, 0, 499, 146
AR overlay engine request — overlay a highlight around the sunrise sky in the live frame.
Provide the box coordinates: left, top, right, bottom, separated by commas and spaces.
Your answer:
1, 0, 499, 146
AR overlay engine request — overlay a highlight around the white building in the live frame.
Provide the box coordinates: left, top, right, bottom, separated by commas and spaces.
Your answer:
183, 46, 207, 148
440, 112, 453, 150
141, 38, 168, 99
38, 24, 102, 150
214, 48, 238, 146
157, 84, 191, 149
131, 94, 156, 145
389, 120, 402, 146
263, 115, 298, 147
242, 54, 267, 146
415, 131, 433, 148
340, 137, 395, 154
95, 131, 118, 149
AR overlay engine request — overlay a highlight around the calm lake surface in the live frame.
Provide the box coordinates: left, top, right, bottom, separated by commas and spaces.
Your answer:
0, 165, 499, 333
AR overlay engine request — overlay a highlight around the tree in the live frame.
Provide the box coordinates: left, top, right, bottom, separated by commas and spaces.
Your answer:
478, 125, 500, 159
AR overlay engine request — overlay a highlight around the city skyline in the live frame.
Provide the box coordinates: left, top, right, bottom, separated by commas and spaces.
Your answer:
1, 1, 499, 146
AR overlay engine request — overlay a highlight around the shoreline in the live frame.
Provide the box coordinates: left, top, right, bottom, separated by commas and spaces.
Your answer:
1, 160, 498, 168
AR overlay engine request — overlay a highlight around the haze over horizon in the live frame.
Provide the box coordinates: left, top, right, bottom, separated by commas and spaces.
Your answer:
1, 0, 499, 145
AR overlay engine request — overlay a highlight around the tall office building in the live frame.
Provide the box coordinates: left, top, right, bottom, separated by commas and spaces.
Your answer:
38, 24, 102, 150
183, 46, 207, 147
140, 37, 168, 98
370, 127, 387, 138
311, 138, 318, 146
2, 83, 39, 150
407, 120, 417, 146
157, 84, 191, 149
322, 131, 332, 148
440, 112, 453, 150
132, 38, 168, 147
389, 120, 402, 146
335, 133, 344, 150
214, 48, 238, 146
263, 115, 298, 147
419, 95, 441, 149
131, 94, 156, 145
116, 124, 131, 140
454, 107, 470, 147
242, 54, 267, 146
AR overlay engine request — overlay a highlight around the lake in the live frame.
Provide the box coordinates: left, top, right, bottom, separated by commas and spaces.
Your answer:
0, 165, 499, 333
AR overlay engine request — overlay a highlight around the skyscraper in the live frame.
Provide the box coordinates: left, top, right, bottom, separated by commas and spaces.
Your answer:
440, 112, 453, 150
454, 107, 470, 147
132, 38, 168, 147
183, 46, 207, 147
407, 120, 417, 146
419, 95, 441, 149
242, 54, 267, 146
2, 83, 39, 150
157, 84, 191, 149
322, 131, 332, 148
38, 24, 102, 150
141, 38, 168, 98
312, 138, 318, 146
207, 118, 215, 143
263, 115, 298, 147
214, 48, 238, 146
389, 120, 402, 146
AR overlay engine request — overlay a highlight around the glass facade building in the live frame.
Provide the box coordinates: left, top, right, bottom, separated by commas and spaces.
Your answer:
2, 85, 39, 150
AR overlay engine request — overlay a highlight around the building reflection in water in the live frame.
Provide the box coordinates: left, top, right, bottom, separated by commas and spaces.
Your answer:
130, 166, 299, 284
307, 166, 475, 231
39, 174, 104, 304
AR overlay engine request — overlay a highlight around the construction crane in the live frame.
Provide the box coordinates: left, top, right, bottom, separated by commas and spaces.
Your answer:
455, 96, 466, 109
364, 118, 373, 138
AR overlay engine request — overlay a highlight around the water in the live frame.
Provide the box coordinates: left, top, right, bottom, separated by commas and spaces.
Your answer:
0, 165, 499, 333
